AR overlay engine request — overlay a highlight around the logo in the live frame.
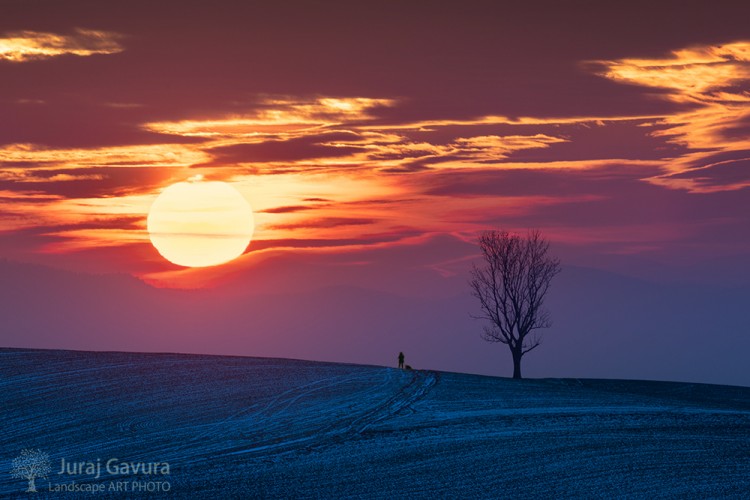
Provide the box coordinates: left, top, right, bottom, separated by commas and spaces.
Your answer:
10, 449, 172, 494
11, 449, 51, 493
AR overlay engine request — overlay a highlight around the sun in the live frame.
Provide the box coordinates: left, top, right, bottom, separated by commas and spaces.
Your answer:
147, 177, 254, 267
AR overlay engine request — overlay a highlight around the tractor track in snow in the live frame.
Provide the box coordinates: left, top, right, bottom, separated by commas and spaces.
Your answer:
215, 370, 439, 459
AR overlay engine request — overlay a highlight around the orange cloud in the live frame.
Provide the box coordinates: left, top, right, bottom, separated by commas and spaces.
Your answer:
0, 190, 64, 232
0, 89, 663, 269
593, 42, 750, 103
594, 41, 750, 193
143, 97, 396, 138
359, 114, 661, 133
5, 40, 746, 276
452, 134, 566, 159
0, 28, 124, 62
0, 143, 209, 169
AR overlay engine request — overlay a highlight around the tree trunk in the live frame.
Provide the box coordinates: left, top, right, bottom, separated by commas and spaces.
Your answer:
27, 477, 37, 492
512, 348, 522, 379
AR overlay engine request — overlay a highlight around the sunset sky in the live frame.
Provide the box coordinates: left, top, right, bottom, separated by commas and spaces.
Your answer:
1, 1, 749, 289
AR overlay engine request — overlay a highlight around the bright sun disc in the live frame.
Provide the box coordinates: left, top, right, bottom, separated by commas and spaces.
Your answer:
147, 178, 254, 267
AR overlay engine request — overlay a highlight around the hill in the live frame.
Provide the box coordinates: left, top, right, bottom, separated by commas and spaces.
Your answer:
2, 349, 749, 497
2, 259, 750, 386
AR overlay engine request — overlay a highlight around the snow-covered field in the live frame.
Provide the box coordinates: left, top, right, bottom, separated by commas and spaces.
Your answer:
2, 348, 749, 498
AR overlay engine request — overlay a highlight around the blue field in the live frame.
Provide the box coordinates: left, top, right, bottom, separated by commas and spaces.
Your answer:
2, 348, 749, 498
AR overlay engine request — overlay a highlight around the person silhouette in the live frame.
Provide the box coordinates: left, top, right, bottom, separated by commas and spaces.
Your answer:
398, 352, 405, 369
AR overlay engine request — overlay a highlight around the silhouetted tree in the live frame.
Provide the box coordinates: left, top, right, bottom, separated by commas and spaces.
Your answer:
469, 230, 561, 379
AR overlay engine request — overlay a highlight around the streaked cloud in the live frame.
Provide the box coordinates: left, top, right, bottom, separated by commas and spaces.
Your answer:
0, 143, 208, 168
2, 31, 750, 283
593, 41, 750, 193
452, 134, 566, 159
0, 28, 124, 62
143, 97, 396, 138
594, 42, 750, 102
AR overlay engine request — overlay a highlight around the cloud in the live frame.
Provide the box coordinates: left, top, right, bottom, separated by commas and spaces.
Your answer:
592, 42, 750, 103
592, 41, 750, 193
0, 142, 208, 167
143, 97, 396, 138
246, 230, 423, 254
452, 134, 566, 160
0, 86, 692, 268
0, 28, 124, 62
3, 33, 750, 275
650, 154, 750, 193
419, 162, 661, 198
267, 217, 376, 231
259, 205, 318, 214
0, 166, 182, 199
0, 170, 104, 183
204, 132, 366, 164
359, 133, 569, 172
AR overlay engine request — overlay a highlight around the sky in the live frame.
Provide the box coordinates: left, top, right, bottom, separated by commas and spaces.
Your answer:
1, 1, 750, 381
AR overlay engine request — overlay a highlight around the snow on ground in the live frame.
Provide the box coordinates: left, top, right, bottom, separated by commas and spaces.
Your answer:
1, 348, 749, 498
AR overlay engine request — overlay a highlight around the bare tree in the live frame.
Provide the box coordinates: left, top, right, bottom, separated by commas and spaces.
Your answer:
469, 230, 561, 379
11, 448, 51, 492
